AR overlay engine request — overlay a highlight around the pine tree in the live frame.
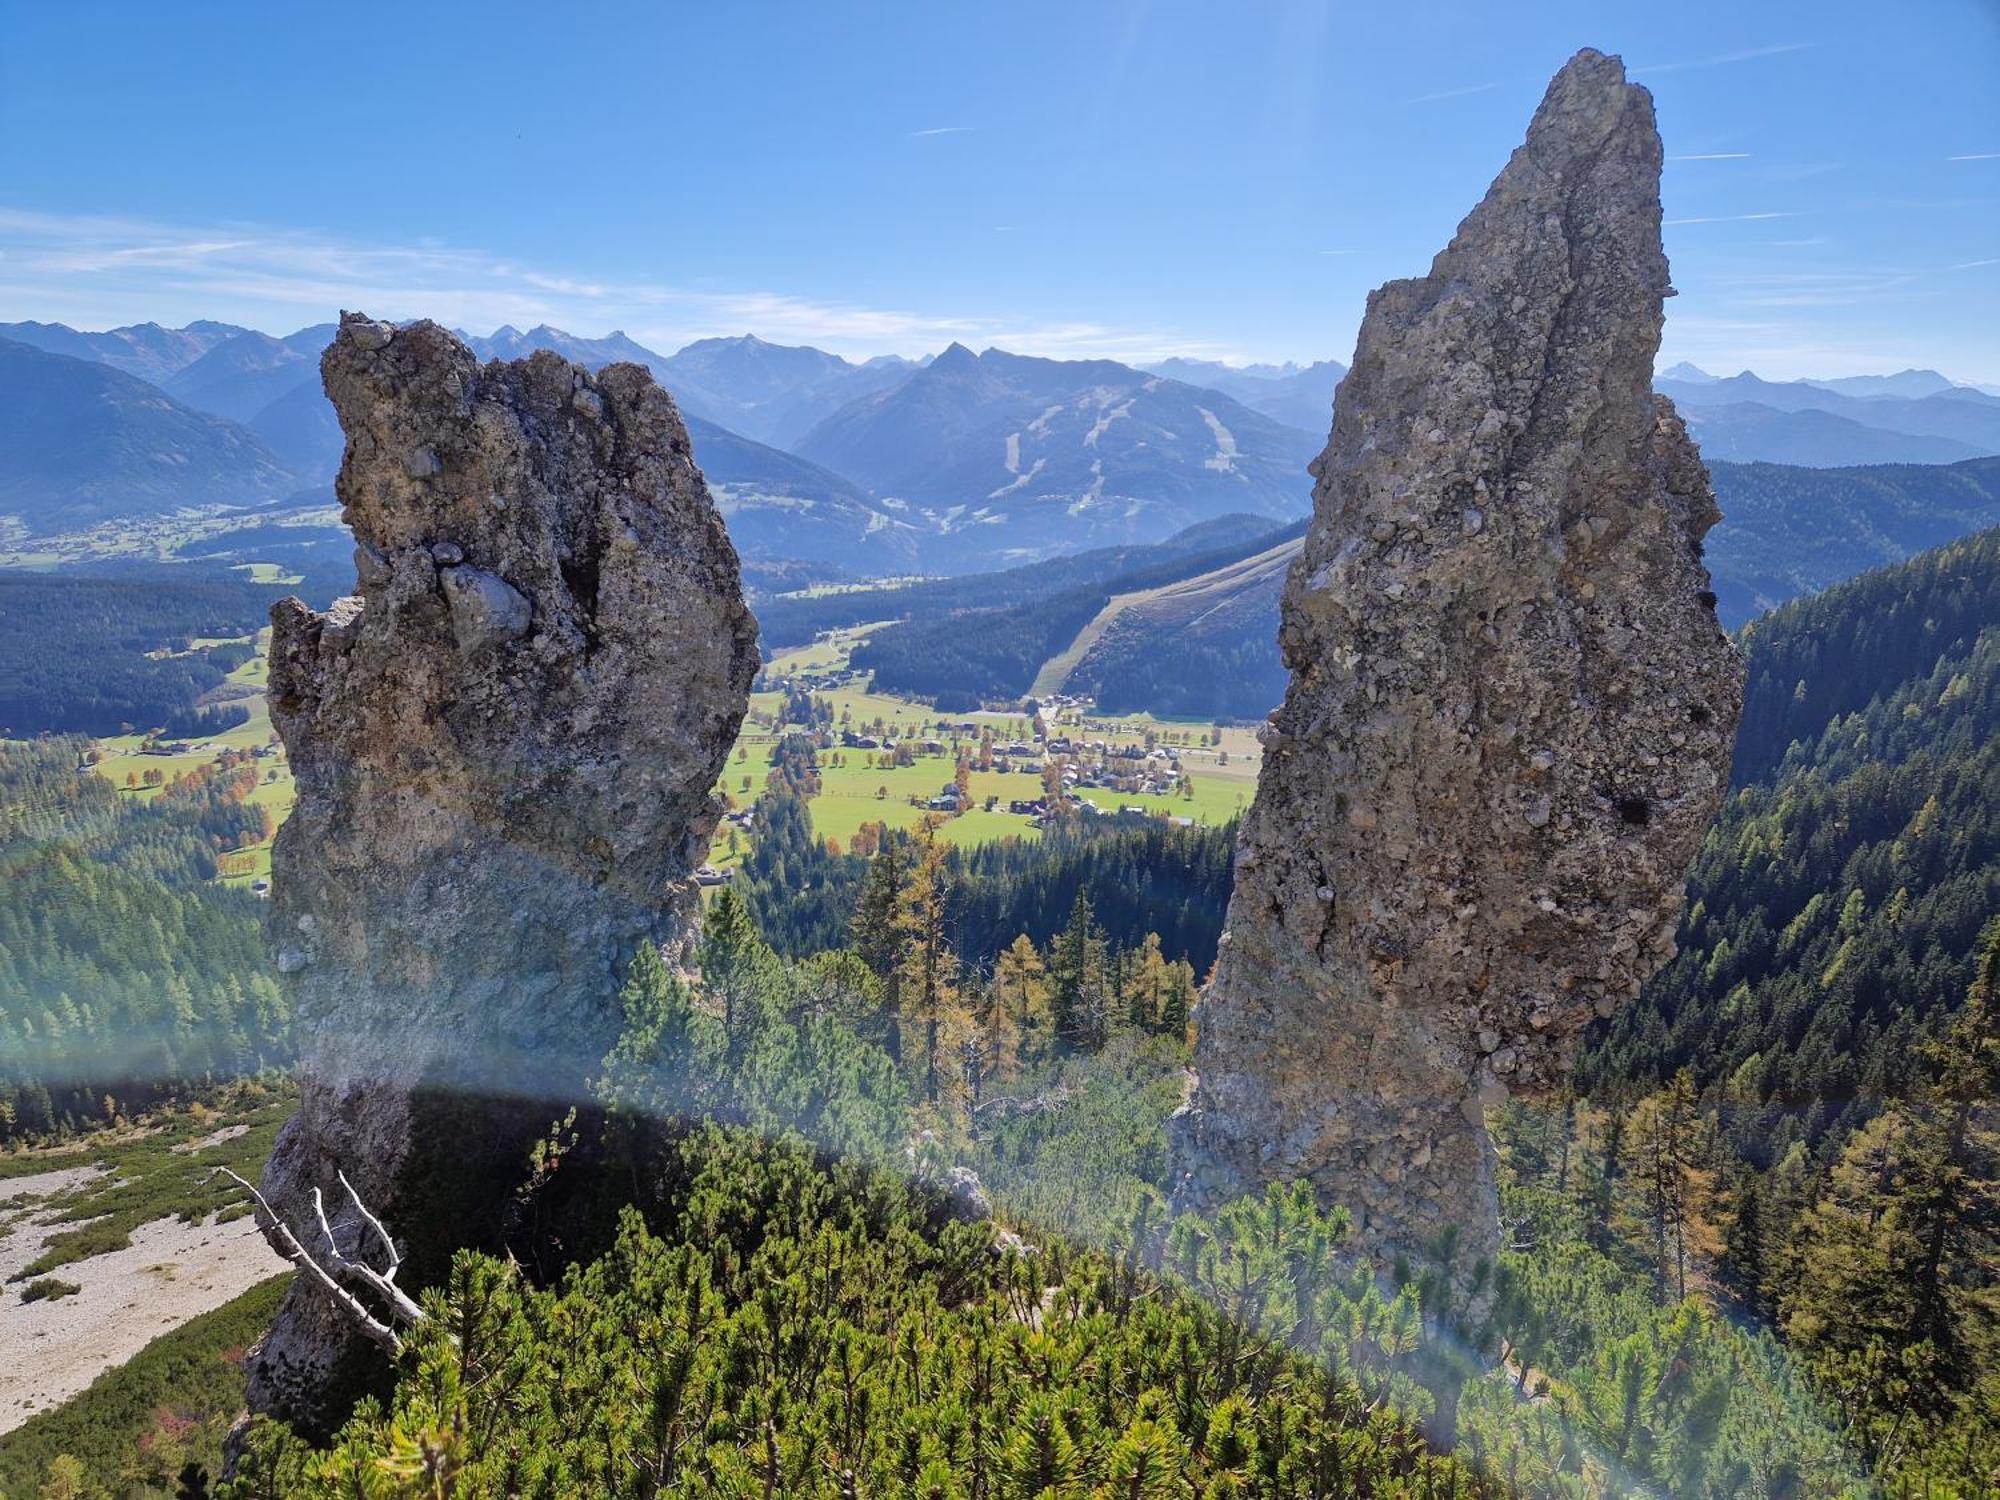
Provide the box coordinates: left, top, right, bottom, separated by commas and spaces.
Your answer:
994, 934, 1048, 1062
850, 840, 907, 1064
1049, 892, 1108, 1054
895, 818, 962, 1106
1621, 1072, 1705, 1299
1780, 932, 2000, 1476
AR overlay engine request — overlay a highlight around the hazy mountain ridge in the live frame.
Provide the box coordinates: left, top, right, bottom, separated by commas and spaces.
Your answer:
683, 412, 926, 572
1681, 402, 1989, 466
1659, 367, 2000, 463
155, 325, 340, 479
655, 335, 921, 447
461, 323, 666, 374
0, 338, 297, 530
0, 318, 247, 385
794, 343, 1322, 566
1141, 355, 1347, 432
1004, 455, 2000, 719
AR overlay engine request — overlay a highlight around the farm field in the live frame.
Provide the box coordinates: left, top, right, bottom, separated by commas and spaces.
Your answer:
77, 617, 1249, 885
728, 628, 1260, 858
89, 629, 295, 889
0, 504, 341, 571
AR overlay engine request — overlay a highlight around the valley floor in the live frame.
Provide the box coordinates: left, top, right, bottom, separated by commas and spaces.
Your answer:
719, 629, 1263, 868
0, 1096, 292, 1436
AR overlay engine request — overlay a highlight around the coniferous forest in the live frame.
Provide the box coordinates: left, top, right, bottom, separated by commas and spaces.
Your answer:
0, 570, 286, 737
0, 738, 288, 1139
2, 530, 1995, 1498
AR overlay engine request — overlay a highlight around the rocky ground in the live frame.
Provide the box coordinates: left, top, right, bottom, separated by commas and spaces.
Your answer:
0, 1161, 285, 1434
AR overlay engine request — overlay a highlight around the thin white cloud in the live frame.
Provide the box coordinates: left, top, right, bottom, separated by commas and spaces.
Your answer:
0, 204, 1240, 366
909, 126, 972, 138
1631, 42, 1813, 75
1663, 211, 1797, 226
1406, 81, 1502, 105
1669, 153, 1752, 161
1316, 249, 1358, 256
1951, 258, 1999, 271
1946, 152, 1999, 161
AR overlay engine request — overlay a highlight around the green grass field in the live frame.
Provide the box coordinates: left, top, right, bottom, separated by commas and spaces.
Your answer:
737, 627, 1254, 856
804, 757, 1048, 849
90, 630, 295, 889
85, 619, 1245, 883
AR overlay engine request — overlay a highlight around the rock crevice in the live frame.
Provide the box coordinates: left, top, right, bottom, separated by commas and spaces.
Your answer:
1170, 50, 1743, 1291
249, 313, 758, 1428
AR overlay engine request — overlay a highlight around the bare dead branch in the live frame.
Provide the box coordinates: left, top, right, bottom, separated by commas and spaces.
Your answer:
213, 1166, 432, 1351
213, 1166, 405, 1353
340, 1169, 402, 1270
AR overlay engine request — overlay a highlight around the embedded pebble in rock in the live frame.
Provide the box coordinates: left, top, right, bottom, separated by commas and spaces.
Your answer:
247, 313, 758, 1431
1168, 50, 1742, 1305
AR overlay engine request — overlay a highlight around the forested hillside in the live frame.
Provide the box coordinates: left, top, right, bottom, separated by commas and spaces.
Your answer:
750, 513, 1284, 646
6, 518, 1994, 1497
0, 339, 296, 531
0, 738, 288, 1139
1703, 456, 2000, 623
213, 845, 1873, 1497
723, 526, 2000, 1492
1053, 533, 1298, 717
737, 784, 1234, 971
1590, 528, 1998, 1104
848, 520, 1306, 707
0, 569, 284, 736
1566, 529, 2000, 1488
1729, 526, 1998, 783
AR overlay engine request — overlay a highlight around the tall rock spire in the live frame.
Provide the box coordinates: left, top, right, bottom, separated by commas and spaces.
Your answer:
1169, 51, 1743, 1296
247, 314, 758, 1428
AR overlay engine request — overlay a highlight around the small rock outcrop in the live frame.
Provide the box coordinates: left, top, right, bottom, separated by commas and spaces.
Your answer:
248, 314, 758, 1428
1170, 52, 1743, 1293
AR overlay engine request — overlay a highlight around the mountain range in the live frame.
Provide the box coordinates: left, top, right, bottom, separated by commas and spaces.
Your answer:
4, 317, 1999, 578
0, 319, 248, 385
828, 454, 2000, 719
0, 337, 297, 529
792, 344, 1321, 561
1659, 364, 2000, 466
1140, 357, 1347, 433
654, 335, 922, 447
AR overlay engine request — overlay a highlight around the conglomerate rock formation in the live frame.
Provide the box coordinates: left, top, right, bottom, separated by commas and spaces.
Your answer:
248, 313, 758, 1428
1169, 50, 1743, 1292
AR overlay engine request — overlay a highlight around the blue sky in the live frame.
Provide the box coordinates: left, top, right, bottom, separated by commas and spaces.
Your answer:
0, 0, 1994, 380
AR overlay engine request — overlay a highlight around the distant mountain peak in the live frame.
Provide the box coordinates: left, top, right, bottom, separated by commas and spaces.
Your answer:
1659, 360, 1717, 383
928, 342, 982, 373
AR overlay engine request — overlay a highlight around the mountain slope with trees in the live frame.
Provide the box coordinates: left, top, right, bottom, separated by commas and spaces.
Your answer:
0, 737, 289, 1140
1565, 527, 2000, 1489
795, 344, 1320, 565
902, 459, 2000, 720
0, 340, 297, 531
